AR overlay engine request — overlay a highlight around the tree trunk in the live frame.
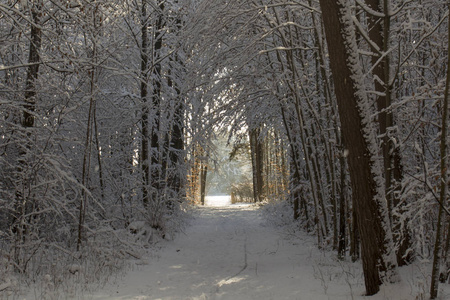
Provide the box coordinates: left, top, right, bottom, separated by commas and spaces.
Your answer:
188, 147, 201, 204
200, 162, 208, 206
366, 0, 410, 266
365, 0, 393, 209
290, 157, 300, 220
167, 12, 184, 199
140, 0, 150, 207
150, 2, 165, 205
350, 204, 360, 262
23, 3, 41, 130
430, 3, 450, 297
318, 1, 396, 295
338, 145, 347, 259
168, 93, 184, 196
278, 96, 304, 221
311, 4, 343, 251
166, 48, 185, 208
78, 3, 101, 250
442, 218, 450, 283
250, 128, 264, 202
93, 106, 105, 201
14, 0, 42, 268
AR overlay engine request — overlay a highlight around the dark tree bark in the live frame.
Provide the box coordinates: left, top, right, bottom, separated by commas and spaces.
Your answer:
200, 162, 207, 206
365, 0, 411, 266
167, 12, 185, 198
338, 145, 347, 259
167, 38, 185, 205
23, 4, 41, 130
318, 0, 396, 295
350, 205, 360, 262
278, 97, 304, 221
140, 0, 150, 207
13, 0, 43, 267
250, 127, 264, 202
167, 86, 184, 197
365, 0, 393, 204
150, 2, 165, 204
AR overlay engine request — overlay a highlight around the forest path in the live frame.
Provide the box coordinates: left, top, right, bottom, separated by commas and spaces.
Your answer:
88, 204, 339, 300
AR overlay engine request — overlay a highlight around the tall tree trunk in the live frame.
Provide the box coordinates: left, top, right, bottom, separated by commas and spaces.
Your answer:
150, 2, 165, 205
167, 14, 185, 200
78, 72, 95, 251
365, 0, 393, 210
270, 49, 303, 220
278, 96, 303, 221
350, 204, 360, 262
14, 0, 42, 268
338, 143, 347, 259
166, 55, 184, 210
318, 1, 396, 295
23, 4, 41, 131
365, 0, 410, 266
200, 161, 207, 206
311, 4, 344, 251
443, 217, 450, 283
188, 146, 201, 204
93, 104, 105, 201
167, 91, 184, 197
140, 0, 150, 207
78, 3, 101, 250
249, 127, 264, 202
430, 3, 450, 297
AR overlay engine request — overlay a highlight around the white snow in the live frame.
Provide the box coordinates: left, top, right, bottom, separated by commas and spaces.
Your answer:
73, 202, 448, 300
205, 195, 232, 207
87, 204, 329, 299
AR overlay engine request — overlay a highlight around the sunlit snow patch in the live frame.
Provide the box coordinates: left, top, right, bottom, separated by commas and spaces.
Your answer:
205, 195, 231, 206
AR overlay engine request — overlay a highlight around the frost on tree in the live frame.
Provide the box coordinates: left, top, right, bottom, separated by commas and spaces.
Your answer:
318, 0, 397, 295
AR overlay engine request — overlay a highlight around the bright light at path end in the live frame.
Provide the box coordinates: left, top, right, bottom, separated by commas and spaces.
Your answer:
205, 195, 231, 206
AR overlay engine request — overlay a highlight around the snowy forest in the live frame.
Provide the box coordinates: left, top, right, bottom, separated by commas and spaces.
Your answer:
0, 0, 449, 299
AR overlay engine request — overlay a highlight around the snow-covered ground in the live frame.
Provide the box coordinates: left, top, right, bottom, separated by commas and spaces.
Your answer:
88, 203, 329, 300
80, 199, 449, 300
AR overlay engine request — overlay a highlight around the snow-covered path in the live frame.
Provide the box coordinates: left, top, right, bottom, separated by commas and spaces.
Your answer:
88, 204, 332, 300
86, 203, 443, 300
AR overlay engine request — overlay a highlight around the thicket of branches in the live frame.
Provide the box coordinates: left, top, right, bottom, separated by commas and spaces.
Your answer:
0, 0, 191, 294
0, 0, 449, 298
